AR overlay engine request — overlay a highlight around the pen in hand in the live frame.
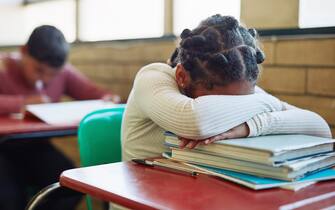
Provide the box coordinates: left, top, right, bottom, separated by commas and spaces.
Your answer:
132, 158, 198, 176
35, 80, 50, 103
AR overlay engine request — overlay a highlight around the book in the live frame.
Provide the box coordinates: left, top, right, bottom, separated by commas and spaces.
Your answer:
159, 154, 332, 190
279, 181, 315, 191
165, 132, 335, 166
187, 163, 335, 190
170, 148, 335, 181
26, 100, 117, 125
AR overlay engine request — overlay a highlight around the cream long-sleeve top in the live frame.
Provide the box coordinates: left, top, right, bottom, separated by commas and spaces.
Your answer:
121, 63, 331, 161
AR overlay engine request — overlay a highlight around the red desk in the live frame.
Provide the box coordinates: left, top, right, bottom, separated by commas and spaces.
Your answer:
0, 116, 77, 143
60, 162, 335, 210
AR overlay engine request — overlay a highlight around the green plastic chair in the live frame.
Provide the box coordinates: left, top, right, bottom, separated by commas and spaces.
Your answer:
78, 104, 126, 210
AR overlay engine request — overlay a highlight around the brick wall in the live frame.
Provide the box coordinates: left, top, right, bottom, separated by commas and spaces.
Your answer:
258, 37, 335, 136
241, 0, 299, 29
69, 40, 176, 102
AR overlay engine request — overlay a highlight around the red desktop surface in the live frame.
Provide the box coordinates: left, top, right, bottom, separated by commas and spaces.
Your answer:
60, 162, 335, 210
0, 115, 77, 141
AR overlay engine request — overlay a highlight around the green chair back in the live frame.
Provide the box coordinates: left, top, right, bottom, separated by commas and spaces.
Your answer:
78, 104, 126, 210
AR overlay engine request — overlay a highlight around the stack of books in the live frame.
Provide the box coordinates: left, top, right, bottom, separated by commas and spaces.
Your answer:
164, 132, 335, 190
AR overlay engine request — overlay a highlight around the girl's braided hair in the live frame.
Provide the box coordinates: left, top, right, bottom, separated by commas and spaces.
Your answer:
171, 14, 265, 90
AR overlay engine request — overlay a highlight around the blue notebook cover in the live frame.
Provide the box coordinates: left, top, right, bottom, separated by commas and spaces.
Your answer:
193, 164, 335, 190
162, 151, 335, 190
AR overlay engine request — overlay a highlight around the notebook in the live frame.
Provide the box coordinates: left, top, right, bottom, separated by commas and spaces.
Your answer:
189, 163, 335, 190
165, 132, 335, 166
26, 100, 116, 125
158, 154, 335, 190
170, 148, 335, 181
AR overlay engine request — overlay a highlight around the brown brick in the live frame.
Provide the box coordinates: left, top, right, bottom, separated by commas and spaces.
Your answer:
276, 39, 335, 66
258, 67, 306, 94
275, 95, 335, 127
69, 45, 102, 63
331, 127, 335, 138
94, 65, 125, 81
308, 68, 335, 97
73, 63, 128, 83
73, 63, 137, 101
0, 47, 17, 53
260, 40, 275, 65
120, 83, 133, 102
241, 0, 299, 29
113, 66, 129, 80
113, 44, 149, 63
141, 42, 176, 62
124, 65, 143, 81
69, 40, 175, 64
72, 65, 97, 78
97, 81, 133, 102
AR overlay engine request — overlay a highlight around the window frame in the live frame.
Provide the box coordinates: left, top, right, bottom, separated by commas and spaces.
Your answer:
1, 0, 334, 46
258, 27, 335, 38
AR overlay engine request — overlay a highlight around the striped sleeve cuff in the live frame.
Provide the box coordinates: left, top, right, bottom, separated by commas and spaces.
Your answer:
246, 118, 258, 137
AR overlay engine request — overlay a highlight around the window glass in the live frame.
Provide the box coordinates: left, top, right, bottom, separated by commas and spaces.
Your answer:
0, 0, 75, 46
24, 0, 76, 42
79, 0, 164, 41
0, 3, 26, 45
173, 0, 241, 36
299, 0, 335, 28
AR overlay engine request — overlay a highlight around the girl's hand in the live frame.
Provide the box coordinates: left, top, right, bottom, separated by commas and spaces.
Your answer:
102, 94, 121, 104
178, 123, 249, 149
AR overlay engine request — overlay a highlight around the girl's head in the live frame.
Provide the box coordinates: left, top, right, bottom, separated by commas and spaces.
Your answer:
173, 14, 265, 98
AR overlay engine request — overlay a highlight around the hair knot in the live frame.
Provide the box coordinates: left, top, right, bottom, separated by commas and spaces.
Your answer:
223, 16, 239, 30
180, 29, 192, 39
210, 53, 228, 66
256, 49, 265, 64
248, 28, 257, 37
181, 35, 207, 50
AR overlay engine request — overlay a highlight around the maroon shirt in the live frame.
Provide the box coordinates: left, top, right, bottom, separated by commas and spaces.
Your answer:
0, 53, 109, 115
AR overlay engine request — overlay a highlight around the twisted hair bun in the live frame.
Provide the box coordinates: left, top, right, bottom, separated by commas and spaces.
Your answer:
210, 53, 228, 66
173, 14, 265, 89
221, 16, 239, 30
180, 29, 192, 39
181, 35, 207, 50
248, 28, 257, 38
201, 14, 238, 30
256, 49, 265, 64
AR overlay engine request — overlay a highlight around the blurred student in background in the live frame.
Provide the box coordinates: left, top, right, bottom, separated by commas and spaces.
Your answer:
0, 25, 120, 210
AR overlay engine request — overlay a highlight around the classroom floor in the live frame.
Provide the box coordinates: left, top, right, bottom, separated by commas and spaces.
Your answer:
52, 137, 105, 210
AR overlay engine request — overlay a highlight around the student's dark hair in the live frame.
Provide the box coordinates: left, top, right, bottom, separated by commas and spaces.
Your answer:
176, 14, 265, 89
27, 25, 69, 68
168, 48, 179, 68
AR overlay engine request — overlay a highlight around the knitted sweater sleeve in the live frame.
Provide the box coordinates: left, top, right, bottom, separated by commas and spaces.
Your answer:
247, 88, 332, 138
133, 63, 283, 139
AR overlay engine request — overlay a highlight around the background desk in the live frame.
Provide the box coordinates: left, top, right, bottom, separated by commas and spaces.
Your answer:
60, 162, 335, 210
0, 116, 77, 143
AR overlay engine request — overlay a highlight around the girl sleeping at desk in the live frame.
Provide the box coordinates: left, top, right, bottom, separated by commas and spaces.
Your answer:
121, 14, 331, 161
